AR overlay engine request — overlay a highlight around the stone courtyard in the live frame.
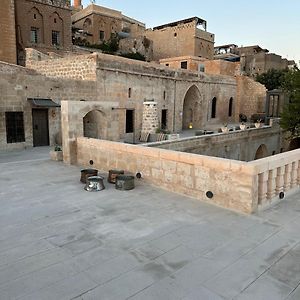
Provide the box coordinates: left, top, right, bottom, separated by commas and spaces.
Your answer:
0, 148, 300, 299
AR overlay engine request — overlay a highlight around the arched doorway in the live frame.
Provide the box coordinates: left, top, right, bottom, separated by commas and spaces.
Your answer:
182, 85, 202, 129
254, 144, 268, 160
83, 110, 105, 139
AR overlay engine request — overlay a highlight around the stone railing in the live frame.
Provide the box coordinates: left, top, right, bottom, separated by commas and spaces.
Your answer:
75, 137, 300, 214
250, 149, 300, 209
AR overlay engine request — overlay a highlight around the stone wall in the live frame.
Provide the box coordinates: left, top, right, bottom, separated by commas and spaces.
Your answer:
27, 53, 98, 80
204, 60, 240, 77
76, 137, 257, 213
0, 0, 17, 64
146, 19, 214, 61
15, 0, 72, 64
236, 75, 267, 121
147, 125, 283, 162
76, 137, 300, 213
0, 61, 96, 151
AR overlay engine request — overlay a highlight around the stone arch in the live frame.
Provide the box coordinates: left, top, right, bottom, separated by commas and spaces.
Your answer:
83, 109, 106, 139
182, 85, 202, 129
83, 18, 92, 32
254, 144, 268, 160
28, 7, 44, 43
49, 12, 64, 46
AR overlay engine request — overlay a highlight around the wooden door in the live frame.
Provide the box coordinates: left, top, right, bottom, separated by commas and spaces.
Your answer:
32, 109, 49, 147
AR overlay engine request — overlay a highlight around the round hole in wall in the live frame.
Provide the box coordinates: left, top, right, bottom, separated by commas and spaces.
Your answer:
279, 192, 285, 199
136, 172, 142, 179
206, 191, 214, 199
89, 160, 94, 166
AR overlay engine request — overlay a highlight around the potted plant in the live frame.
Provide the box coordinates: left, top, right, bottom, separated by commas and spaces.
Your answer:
221, 123, 229, 133
50, 145, 63, 161
240, 122, 246, 130
255, 119, 262, 128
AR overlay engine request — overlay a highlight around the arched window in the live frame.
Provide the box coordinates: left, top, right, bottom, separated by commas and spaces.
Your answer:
228, 97, 233, 117
211, 97, 217, 119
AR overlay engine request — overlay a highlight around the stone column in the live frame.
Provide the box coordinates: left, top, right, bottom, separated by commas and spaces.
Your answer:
142, 101, 159, 134
61, 101, 78, 165
258, 172, 268, 205
283, 164, 292, 192
267, 169, 277, 200
291, 161, 298, 188
275, 166, 285, 195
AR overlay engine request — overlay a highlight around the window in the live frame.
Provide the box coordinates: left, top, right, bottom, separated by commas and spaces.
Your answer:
128, 88, 132, 98
54, 18, 57, 24
99, 30, 105, 41
30, 27, 38, 44
161, 109, 167, 129
5, 112, 25, 143
52, 30, 60, 46
126, 110, 134, 133
198, 64, 205, 72
163, 91, 166, 100
228, 97, 233, 117
174, 32, 177, 37
181, 61, 188, 69
33, 13, 37, 19
211, 97, 217, 118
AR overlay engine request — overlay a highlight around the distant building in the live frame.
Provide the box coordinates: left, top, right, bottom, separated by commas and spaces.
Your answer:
71, 3, 145, 45
0, 0, 17, 64
214, 44, 296, 76
145, 17, 215, 61
15, 0, 73, 65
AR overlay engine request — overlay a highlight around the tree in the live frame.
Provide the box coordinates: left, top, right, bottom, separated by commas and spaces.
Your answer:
280, 68, 300, 139
256, 69, 287, 90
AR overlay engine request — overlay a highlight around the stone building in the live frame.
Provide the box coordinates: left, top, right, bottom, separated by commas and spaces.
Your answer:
14, 0, 72, 65
71, 3, 145, 45
214, 44, 296, 76
0, 0, 17, 64
145, 17, 215, 61
0, 50, 266, 155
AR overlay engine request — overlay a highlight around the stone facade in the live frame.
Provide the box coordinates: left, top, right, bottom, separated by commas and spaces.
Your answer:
0, 60, 96, 151
141, 101, 159, 133
0, 0, 17, 64
72, 4, 145, 45
15, 0, 72, 65
146, 17, 215, 61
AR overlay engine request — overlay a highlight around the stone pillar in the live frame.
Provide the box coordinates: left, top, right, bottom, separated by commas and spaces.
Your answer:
258, 172, 268, 205
291, 161, 298, 188
298, 161, 300, 186
275, 166, 285, 195
267, 169, 277, 200
142, 101, 159, 134
283, 164, 292, 192
61, 101, 78, 165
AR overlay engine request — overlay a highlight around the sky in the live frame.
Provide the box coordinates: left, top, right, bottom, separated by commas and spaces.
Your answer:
82, 0, 300, 65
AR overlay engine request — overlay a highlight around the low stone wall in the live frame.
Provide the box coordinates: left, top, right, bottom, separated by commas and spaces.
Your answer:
146, 126, 282, 162
251, 149, 300, 209
76, 137, 300, 214
76, 137, 257, 213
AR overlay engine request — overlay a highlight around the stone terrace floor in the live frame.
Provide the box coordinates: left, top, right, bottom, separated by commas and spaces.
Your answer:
0, 147, 300, 300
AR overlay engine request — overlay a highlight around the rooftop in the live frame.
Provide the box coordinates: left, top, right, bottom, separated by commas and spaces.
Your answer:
0, 147, 300, 299
153, 16, 207, 31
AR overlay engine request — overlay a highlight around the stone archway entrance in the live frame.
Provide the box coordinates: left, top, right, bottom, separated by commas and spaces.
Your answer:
254, 144, 268, 160
182, 85, 202, 129
83, 110, 106, 139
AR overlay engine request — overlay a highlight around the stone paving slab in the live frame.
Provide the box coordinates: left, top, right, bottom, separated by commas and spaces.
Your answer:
0, 149, 299, 299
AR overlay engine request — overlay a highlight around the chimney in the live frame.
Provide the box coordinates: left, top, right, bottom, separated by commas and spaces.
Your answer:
73, 0, 82, 9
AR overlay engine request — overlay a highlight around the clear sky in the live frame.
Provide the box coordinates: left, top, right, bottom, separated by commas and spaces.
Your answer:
82, 0, 300, 65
